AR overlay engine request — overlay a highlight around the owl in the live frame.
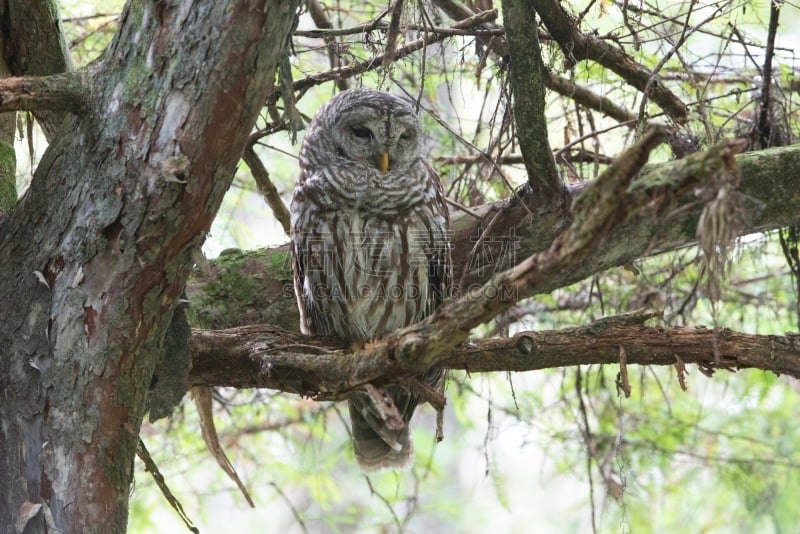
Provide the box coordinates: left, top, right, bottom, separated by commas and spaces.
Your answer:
290, 88, 451, 471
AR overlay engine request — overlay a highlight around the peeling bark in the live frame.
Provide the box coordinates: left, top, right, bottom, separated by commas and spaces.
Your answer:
0, 2, 297, 532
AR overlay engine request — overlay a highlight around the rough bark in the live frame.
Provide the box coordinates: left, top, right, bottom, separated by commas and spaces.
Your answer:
0, 15, 15, 217
188, 318, 800, 396
501, 0, 562, 204
0, 72, 87, 113
0, 2, 297, 533
3, 0, 74, 139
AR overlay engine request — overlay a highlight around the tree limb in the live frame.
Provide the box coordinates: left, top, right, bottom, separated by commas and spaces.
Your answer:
188, 316, 800, 398
531, 0, 689, 123
3, 0, 74, 139
501, 0, 563, 205
242, 142, 291, 235
189, 132, 757, 408
547, 71, 636, 123
189, 143, 800, 330
284, 8, 499, 101
0, 72, 88, 113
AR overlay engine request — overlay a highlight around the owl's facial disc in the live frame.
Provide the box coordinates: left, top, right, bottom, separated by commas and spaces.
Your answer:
337, 111, 418, 174
347, 124, 388, 171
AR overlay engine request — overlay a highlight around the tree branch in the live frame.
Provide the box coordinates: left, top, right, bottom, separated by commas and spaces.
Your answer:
502, 0, 563, 205
284, 8, 499, 100
188, 316, 800, 398
189, 132, 758, 409
0, 72, 88, 113
757, 0, 781, 148
4, 0, 74, 139
189, 143, 800, 330
242, 142, 291, 235
547, 71, 636, 123
531, 0, 689, 123
430, 0, 663, 133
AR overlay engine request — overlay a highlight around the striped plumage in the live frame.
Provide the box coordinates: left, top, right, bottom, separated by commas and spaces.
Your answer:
290, 89, 451, 471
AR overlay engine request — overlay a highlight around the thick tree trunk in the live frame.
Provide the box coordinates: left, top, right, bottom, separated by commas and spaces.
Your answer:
0, 2, 296, 533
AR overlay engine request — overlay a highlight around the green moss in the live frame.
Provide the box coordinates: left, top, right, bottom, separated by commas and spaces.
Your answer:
267, 249, 293, 280
187, 248, 299, 330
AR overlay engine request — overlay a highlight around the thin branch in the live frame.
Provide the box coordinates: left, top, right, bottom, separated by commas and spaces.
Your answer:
306, 0, 350, 91
547, 72, 637, 124
757, 0, 781, 149
137, 438, 199, 533
432, 0, 510, 54
431, 0, 641, 126
531, 0, 688, 123
242, 142, 291, 236
283, 9, 498, 100
295, 22, 505, 38
435, 150, 614, 166
383, 0, 406, 68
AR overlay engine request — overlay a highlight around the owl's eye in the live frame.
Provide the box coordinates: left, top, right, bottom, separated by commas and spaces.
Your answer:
399, 131, 413, 142
351, 126, 373, 139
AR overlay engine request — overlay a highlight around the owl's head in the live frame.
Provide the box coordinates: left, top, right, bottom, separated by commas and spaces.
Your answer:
302, 89, 423, 175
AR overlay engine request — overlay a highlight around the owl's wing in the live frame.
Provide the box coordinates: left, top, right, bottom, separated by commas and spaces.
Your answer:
290, 174, 325, 336
424, 163, 452, 314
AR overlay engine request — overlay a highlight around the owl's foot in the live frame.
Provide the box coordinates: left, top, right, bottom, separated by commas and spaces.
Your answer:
351, 340, 381, 353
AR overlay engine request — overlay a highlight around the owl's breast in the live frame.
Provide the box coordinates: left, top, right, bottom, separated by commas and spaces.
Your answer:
296, 208, 443, 342
299, 165, 431, 215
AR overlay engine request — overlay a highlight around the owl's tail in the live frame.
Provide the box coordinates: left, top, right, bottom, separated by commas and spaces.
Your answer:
349, 369, 444, 471
348, 386, 417, 472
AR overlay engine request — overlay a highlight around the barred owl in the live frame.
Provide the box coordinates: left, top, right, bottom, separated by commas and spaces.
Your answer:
290, 88, 451, 471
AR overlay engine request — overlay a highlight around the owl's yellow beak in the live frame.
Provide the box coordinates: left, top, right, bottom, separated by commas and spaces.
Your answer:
377, 151, 389, 173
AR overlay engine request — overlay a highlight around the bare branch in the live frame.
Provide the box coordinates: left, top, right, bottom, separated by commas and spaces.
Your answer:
242, 143, 291, 236
757, 0, 781, 148
432, 0, 509, 54
285, 9, 498, 98
430, 0, 642, 127
531, 0, 689, 123
188, 317, 800, 397
306, 0, 350, 91
547, 72, 636, 123
382, 0, 406, 68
